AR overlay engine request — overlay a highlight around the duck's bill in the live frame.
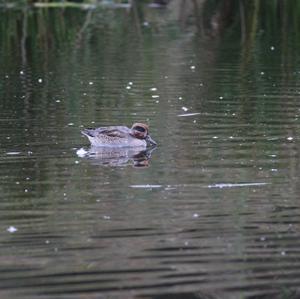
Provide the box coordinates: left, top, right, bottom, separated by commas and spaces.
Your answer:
146, 135, 157, 146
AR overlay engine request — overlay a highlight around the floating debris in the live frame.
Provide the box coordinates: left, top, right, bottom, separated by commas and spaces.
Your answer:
208, 182, 268, 189
178, 113, 201, 117
182, 107, 188, 112
130, 184, 162, 189
6, 152, 21, 155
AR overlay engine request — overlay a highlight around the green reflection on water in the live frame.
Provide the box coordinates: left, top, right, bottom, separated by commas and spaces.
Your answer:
1, 3, 300, 298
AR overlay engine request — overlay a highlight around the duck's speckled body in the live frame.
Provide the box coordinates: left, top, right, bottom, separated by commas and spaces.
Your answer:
81, 123, 156, 148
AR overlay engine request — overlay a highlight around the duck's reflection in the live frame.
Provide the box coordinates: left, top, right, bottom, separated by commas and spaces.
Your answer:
76, 146, 156, 167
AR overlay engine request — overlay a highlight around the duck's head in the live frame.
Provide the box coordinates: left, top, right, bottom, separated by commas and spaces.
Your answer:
131, 123, 157, 146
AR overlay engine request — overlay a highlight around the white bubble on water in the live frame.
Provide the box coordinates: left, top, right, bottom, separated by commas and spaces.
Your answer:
76, 148, 87, 157
7, 226, 18, 233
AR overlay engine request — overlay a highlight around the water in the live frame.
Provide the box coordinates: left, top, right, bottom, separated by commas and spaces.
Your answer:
1, 2, 300, 298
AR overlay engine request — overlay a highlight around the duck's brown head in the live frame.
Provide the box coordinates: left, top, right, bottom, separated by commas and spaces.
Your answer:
131, 123, 157, 146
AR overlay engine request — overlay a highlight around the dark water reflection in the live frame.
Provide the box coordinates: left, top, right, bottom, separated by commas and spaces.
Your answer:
1, 1, 300, 298
77, 146, 156, 167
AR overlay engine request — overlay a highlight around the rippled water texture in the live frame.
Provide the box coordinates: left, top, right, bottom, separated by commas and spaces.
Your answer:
1, 1, 300, 298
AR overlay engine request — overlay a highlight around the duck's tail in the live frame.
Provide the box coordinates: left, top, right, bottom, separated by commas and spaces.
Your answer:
81, 129, 96, 137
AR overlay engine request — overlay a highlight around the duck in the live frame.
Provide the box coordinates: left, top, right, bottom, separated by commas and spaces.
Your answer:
81, 123, 157, 148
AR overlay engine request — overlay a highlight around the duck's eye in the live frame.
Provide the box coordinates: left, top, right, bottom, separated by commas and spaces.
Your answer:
135, 126, 146, 133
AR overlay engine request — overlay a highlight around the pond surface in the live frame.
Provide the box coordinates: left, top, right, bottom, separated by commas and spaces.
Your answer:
1, 2, 300, 298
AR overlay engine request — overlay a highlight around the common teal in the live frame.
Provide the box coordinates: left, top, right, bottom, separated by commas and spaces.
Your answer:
81, 123, 157, 148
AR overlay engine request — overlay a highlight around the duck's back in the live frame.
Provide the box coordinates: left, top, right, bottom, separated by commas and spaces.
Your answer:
82, 126, 146, 147
93, 126, 131, 136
